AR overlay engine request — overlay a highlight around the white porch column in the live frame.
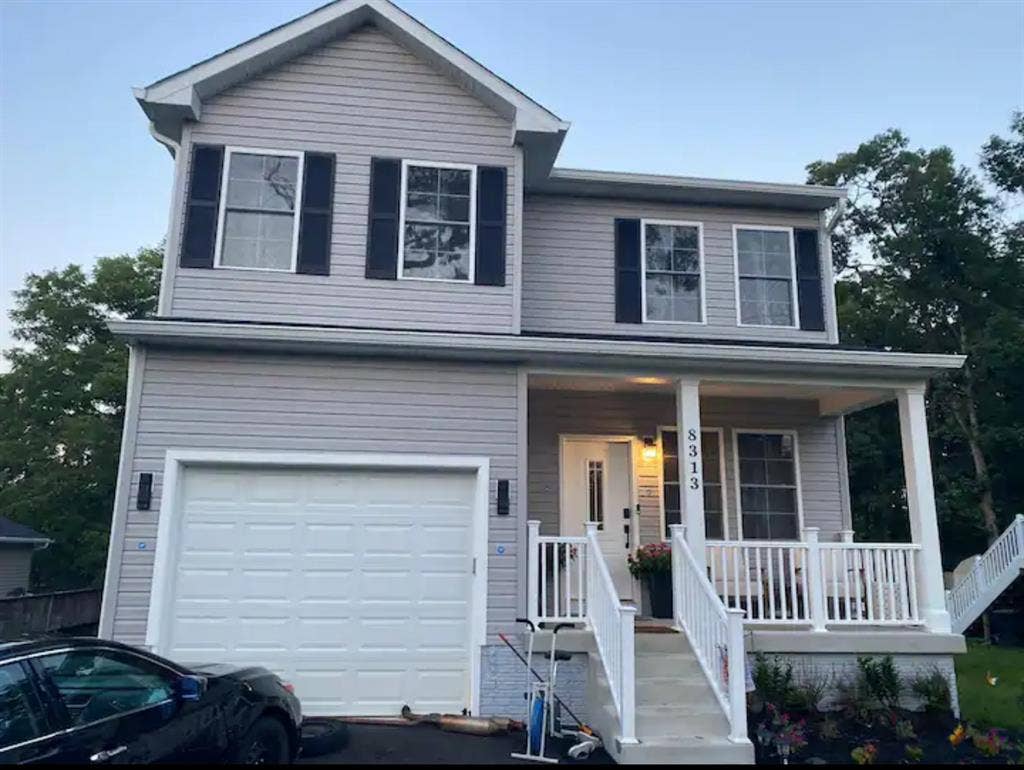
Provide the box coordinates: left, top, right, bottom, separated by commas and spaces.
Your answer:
676, 378, 706, 572
897, 386, 952, 633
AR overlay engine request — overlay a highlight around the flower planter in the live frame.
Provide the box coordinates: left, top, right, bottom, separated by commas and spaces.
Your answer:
645, 571, 673, 619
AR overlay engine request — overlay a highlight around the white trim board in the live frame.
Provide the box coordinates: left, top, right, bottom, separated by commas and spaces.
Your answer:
144, 449, 490, 716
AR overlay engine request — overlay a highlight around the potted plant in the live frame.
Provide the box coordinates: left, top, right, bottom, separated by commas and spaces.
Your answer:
627, 542, 672, 618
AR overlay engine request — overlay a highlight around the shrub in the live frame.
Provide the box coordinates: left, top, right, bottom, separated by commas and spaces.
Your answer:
904, 744, 924, 763
893, 718, 916, 740
756, 704, 807, 762
786, 673, 832, 713
626, 542, 671, 577
857, 655, 903, 710
910, 668, 951, 713
817, 717, 840, 740
835, 677, 874, 725
850, 742, 878, 765
971, 727, 1008, 758
751, 653, 796, 708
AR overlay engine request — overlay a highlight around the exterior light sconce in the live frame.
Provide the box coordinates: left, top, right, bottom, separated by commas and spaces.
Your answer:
642, 436, 658, 461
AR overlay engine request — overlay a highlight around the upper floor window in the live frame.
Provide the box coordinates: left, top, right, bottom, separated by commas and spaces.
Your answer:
734, 226, 798, 328
399, 161, 476, 282
642, 221, 704, 323
216, 148, 304, 271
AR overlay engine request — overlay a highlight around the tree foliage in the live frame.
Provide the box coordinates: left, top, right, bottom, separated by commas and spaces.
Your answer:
0, 248, 162, 591
808, 118, 1024, 567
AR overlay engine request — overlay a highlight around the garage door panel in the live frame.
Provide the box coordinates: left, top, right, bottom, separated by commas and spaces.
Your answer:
163, 464, 477, 716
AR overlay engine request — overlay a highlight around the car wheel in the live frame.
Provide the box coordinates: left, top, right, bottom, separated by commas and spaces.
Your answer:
235, 716, 291, 765
300, 718, 350, 758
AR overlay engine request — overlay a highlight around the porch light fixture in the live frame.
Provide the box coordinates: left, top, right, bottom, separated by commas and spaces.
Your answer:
642, 436, 658, 461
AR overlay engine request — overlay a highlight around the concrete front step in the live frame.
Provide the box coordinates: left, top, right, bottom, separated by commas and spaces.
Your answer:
631, 735, 755, 765
634, 632, 691, 653
635, 704, 730, 739
635, 652, 702, 678
636, 675, 719, 705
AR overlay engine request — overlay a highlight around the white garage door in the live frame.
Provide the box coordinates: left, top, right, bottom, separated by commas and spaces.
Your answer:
157, 464, 478, 716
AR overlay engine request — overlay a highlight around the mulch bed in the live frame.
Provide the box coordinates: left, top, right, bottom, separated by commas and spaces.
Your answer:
750, 709, 1024, 765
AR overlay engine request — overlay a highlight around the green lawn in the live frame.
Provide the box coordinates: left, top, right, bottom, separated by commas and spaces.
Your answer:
955, 641, 1024, 730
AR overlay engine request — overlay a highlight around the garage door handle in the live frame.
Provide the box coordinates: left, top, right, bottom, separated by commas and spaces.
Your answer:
90, 745, 127, 763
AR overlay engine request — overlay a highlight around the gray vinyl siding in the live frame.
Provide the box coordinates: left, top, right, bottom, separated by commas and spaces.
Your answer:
0, 545, 34, 597
522, 195, 832, 343
166, 25, 518, 333
109, 350, 520, 643
527, 389, 845, 545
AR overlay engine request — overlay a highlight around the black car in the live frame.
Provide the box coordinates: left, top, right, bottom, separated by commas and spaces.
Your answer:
0, 637, 302, 764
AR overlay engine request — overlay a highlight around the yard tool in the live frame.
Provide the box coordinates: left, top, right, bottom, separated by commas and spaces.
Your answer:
500, 618, 602, 763
399, 705, 521, 736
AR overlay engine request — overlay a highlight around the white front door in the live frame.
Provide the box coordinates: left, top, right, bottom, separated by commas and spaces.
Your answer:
561, 438, 635, 601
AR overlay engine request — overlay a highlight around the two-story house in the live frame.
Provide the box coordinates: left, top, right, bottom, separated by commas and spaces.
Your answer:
98, 0, 1010, 763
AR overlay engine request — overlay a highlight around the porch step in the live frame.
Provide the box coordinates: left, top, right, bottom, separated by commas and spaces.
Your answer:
585, 628, 753, 765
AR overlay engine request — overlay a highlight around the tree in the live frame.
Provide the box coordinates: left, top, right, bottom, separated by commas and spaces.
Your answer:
0, 247, 162, 591
808, 120, 1024, 568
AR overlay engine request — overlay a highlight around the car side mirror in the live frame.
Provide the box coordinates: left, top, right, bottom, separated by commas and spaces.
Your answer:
178, 674, 207, 702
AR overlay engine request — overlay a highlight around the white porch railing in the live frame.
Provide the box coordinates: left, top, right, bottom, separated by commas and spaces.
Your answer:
706, 528, 923, 629
947, 514, 1024, 633
670, 526, 748, 743
526, 521, 636, 745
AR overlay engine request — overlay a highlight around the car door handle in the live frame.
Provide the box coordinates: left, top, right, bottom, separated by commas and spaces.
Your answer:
90, 745, 127, 762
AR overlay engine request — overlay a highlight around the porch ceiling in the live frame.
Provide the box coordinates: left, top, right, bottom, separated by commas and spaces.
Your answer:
528, 374, 892, 416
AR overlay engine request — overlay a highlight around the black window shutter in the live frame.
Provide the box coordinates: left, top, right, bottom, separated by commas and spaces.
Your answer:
794, 228, 826, 331
474, 166, 507, 286
614, 218, 642, 323
365, 157, 401, 280
180, 145, 224, 268
297, 153, 335, 276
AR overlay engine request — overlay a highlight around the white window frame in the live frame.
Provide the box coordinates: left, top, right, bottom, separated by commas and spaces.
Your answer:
731, 428, 805, 541
398, 159, 477, 283
657, 426, 728, 541
213, 146, 305, 273
732, 224, 800, 329
640, 219, 707, 325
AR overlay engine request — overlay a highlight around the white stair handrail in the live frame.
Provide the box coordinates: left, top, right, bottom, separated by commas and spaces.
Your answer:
584, 523, 637, 745
947, 514, 1024, 633
671, 525, 748, 744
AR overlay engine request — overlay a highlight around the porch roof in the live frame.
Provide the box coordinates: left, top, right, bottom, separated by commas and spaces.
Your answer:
110, 318, 964, 413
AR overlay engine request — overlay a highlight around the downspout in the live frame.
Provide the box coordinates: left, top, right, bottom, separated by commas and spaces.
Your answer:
148, 121, 179, 158
826, 197, 846, 234
825, 196, 853, 533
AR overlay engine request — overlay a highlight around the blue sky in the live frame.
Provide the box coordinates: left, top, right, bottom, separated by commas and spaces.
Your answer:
1, 0, 1022, 355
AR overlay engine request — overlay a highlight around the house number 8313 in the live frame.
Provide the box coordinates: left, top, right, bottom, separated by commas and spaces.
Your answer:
687, 428, 701, 490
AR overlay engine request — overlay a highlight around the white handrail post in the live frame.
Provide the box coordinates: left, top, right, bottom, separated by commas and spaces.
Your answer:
1016, 514, 1024, 553
670, 524, 685, 623
804, 527, 827, 632
619, 604, 638, 745
725, 607, 748, 743
527, 520, 541, 625
839, 529, 855, 543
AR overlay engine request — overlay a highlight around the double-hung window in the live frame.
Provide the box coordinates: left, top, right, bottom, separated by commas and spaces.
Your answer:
643, 221, 704, 323
735, 431, 800, 540
399, 161, 476, 281
660, 428, 726, 539
734, 226, 798, 327
216, 148, 304, 271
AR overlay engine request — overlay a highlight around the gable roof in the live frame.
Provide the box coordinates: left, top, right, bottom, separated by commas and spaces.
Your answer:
135, 0, 568, 181
0, 517, 51, 546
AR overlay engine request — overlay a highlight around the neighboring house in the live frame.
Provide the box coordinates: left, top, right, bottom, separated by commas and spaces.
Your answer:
0, 518, 51, 597
96, 0, 1021, 762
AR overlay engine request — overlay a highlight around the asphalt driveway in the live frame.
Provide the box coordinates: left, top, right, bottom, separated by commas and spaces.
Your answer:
299, 722, 613, 765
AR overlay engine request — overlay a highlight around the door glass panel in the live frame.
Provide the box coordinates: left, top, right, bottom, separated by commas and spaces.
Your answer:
39, 650, 176, 726
0, 663, 47, 746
